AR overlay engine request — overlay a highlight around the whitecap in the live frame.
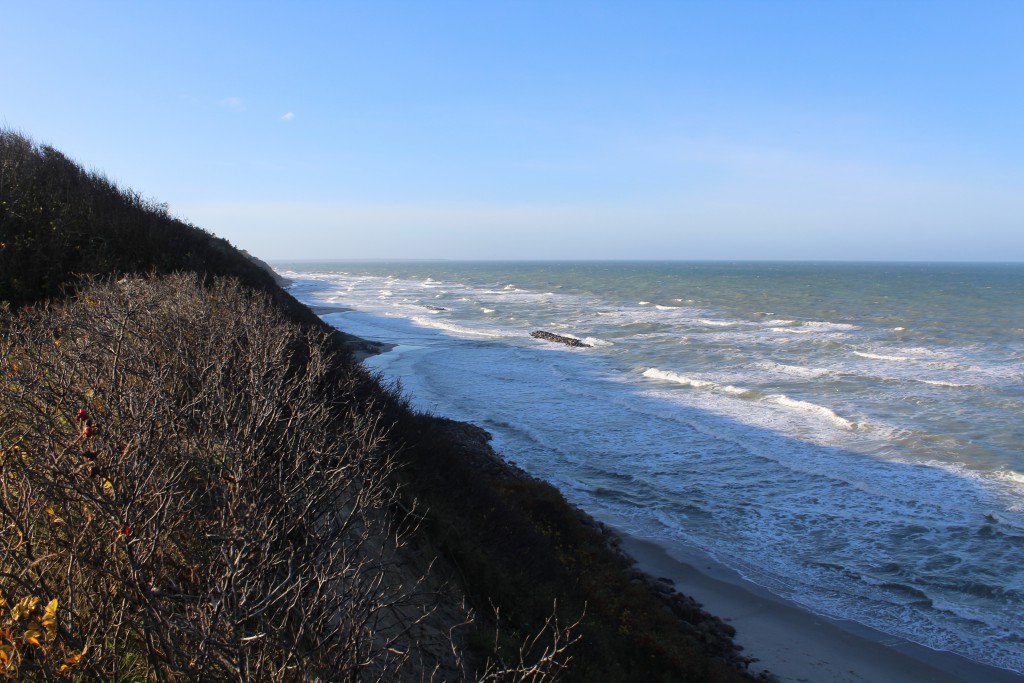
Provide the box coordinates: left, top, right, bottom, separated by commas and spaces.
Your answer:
642, 369, 758, 399
994, 469, 1024, 488
756, 362, 833, 379
409, 316, 504, 338
920, 379, 975, 389
802, 320, 859, 331
770, 327, 816, 334
642, 368, 717, 389
854, 351, 916, 362
763, 394, 857, 430
583, 337, 614, 347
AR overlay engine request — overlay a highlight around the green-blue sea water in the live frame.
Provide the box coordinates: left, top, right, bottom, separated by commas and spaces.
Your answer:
279, 261, 1024, 674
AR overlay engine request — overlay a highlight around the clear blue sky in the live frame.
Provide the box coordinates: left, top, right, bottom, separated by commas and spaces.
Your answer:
3, 1, 1022, 261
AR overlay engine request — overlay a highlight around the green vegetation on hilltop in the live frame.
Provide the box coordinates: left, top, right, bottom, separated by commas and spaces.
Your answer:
0, 130, 756, 682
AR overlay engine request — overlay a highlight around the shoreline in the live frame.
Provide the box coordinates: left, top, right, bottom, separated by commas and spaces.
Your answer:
616, 530, 1024, 683
308, 305, 396, 361
296, 293, 1024, 683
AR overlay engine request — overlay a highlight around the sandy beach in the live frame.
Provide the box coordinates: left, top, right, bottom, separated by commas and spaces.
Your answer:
618, 532, 1024, 683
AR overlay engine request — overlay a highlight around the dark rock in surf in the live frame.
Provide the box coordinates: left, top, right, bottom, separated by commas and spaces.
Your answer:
530, 330, 592, 348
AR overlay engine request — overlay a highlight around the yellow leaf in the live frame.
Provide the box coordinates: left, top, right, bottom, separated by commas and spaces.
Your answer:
42, 599, 57, 640
23, 622, 42, 648
60, 644, 86, 670
43, 507, 65, 524
10, 596, 38, 621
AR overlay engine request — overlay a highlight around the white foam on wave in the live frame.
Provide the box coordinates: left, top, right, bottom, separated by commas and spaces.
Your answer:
480, 307, 495, 314
697, 319, 735, 327
763, 394, 857, 430
755, 362, 834, 379
925, 462, 1024, 515
592, 306, 707, 329
642, 368, 716, 389
803, 321, 859, 331
655, 305, 676, 310
992, 470, 1024, 510
639, 301, 651, 305
583, 337, 614, 348
854, 351, 916, 362
409, 316, 505, 338
994, 469, 1024, 491
764, 320, 855, 337
920, 379, 975, 389
642, 369, 758, 399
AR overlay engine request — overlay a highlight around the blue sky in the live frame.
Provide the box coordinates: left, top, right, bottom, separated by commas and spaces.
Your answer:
3, 1, 1022, 261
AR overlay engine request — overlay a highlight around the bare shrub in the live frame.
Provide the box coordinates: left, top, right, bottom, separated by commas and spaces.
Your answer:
0, 274, 431, 681
475, 603, 582, 683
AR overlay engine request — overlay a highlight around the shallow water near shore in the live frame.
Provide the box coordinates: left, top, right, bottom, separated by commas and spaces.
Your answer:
277, 260, 1024, 675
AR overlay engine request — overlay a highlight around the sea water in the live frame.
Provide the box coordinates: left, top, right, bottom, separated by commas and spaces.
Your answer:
276, 261, 1024, 674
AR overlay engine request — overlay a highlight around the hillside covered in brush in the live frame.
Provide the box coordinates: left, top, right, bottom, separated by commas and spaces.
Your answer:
0, 130, 757, 682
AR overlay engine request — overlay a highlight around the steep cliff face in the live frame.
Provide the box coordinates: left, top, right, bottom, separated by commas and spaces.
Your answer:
0, 130, 757, 682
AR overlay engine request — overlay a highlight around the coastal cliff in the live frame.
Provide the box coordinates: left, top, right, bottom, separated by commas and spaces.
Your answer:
0, 130, 762, 681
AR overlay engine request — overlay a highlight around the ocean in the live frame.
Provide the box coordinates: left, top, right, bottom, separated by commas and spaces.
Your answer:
276, 261, 1024, 674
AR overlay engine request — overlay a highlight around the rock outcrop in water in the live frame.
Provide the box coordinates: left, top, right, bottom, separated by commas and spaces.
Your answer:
531, 330, 592, 347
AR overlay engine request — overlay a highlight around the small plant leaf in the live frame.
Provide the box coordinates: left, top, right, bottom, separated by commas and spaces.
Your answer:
42, 599, 57, 639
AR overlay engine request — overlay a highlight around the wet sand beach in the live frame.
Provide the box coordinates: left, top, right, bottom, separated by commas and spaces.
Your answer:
619, 532, 1024, 683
